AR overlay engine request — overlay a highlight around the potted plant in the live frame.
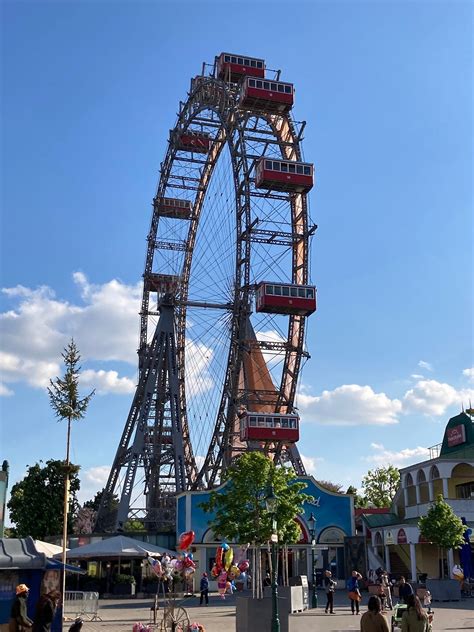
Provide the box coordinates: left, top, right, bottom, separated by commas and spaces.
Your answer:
113, 574, 137, 596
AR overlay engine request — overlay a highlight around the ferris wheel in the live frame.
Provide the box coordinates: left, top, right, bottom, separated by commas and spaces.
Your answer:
97, 52, 317, 532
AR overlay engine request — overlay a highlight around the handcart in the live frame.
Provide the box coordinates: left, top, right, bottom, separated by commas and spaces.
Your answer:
149, 591, 190, 632
391, 603, 407, 632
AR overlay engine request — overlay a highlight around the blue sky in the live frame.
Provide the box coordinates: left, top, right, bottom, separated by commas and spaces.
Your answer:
1, 0, 473, 519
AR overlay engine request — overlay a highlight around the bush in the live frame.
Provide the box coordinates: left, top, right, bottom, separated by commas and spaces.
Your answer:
114, 574, 136, 585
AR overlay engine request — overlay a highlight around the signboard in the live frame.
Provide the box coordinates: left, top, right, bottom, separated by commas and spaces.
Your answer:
447, 424, 466, 447
397, 529, 407, 544
385, 530, 394, 545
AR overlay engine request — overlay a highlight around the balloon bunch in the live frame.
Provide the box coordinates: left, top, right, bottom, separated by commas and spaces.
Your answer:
146, 531, 197, 585
210, 542, 250, 599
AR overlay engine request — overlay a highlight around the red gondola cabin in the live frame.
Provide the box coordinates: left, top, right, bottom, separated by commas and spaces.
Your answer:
217, 53, 265, 82
240, 411, 299, 443
255, 157, 314, 193
256, 282, 316, 316
145, 273, 180, 294
174, 131, 211, 154
239, 77, 294, 113
154, 197, 192, 219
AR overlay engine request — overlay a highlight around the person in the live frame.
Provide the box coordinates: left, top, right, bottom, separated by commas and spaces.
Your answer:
348, 570, 362, 615
199, 572, 209, 606
380, 571, 393, 610
360, 595, 390, 632
398, 576, 414, 604
263, 573, 271, 587
423, 590, 432, 614
324, 570, 336, 614
68, 619, 83, 632
9, 584, 33, 631
32, 590, 61, 632
401, 594, 432, 632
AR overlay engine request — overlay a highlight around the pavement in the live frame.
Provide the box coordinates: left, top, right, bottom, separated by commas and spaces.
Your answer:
72, 590, 474, 632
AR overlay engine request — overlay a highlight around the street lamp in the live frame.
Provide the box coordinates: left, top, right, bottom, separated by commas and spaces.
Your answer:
265, 485, 280, 632
308, 512, 317, 608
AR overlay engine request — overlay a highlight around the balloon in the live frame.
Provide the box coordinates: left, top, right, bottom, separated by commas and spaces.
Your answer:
221, 542, 230, 551
178, 530, 195, 550
184, 567, 195, 576
211, 565, 219, 578
224, 547, 234, 570
216, 546, 223, 571
225, 581, 231, 589
238, 560, 249, 572
230, 565, 241, 578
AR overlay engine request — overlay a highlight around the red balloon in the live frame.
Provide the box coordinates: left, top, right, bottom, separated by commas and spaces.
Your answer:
178, 530, 195, 550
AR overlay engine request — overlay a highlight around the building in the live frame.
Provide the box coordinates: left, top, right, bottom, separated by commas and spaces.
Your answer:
0, 462, 8, 538
362, 411, 474, 581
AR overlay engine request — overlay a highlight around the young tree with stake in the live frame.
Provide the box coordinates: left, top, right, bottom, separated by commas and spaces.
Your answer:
47, 339, 94, 598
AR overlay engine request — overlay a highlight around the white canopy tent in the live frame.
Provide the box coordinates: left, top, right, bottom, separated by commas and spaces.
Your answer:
54, 535, 175, 560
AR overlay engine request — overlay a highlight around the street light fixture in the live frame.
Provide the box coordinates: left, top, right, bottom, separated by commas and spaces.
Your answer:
308, 512, 317, 608
265, 485, 280, 632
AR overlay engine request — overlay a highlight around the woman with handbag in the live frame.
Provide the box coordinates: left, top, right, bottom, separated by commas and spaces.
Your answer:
348, 570, 362, 614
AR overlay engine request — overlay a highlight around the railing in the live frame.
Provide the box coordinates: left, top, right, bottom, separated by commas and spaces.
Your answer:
428, 443, 441, 459
64, 591, 102, 621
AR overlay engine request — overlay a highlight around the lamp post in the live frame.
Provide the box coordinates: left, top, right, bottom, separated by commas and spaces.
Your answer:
308, 512, 317, 608
265, 485, 280, 632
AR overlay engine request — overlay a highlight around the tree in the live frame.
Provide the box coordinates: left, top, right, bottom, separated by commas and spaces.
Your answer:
316, 480, 344, 494
418, 494, 465, 578
84, 488, 119, 512
7, 459, 80, 538
47, 339, 94, 595
346, 485, 369, 508
361, 465, 400, 507
200, 452, 313, 545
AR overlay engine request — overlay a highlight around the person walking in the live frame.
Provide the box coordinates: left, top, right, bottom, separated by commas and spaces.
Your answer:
360, 595, 390, 632
401, 595, 432, 632
199, 573, 209, 606
348, 570, 362, 615
380, 571, 393, 609
9, 584, 33, 631
324, 570, 336, 614
398, 576, 414, 604
32, 591, 61, 632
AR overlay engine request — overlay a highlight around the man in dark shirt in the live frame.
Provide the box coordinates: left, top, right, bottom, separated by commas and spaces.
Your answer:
9, 584, 33, 631
398, 576, 414, 604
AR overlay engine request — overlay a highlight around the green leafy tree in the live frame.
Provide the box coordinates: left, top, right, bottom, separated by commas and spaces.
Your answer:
346, 485, 369, 508
200, 452, 313, 545
84, 488, 119, 512
316, 480, 344, 494
418, 494, 465, 578
361, 465, 400, 507
7, 459, 80, 538
123, 519, 146, 532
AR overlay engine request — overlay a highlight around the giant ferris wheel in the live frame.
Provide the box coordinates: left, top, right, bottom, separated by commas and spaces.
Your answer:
96, 53, 317, 533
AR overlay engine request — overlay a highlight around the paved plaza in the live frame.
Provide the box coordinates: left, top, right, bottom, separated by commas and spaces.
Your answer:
74, 590, 474, 632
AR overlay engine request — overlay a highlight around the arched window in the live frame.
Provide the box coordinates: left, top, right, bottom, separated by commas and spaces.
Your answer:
417, 469, 429, 503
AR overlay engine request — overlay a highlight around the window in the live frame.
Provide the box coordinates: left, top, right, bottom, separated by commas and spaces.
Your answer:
280, 163, 288, 172
456, 482, 474, 499
271, 83, 277, 91
306, 289, 314, 298
238, 57, 243, 64
282, 286, 290, 296
265, 418, 273, 427
272, 161, 281, 171
296, 165, 304, 174
258, 417, 265, 427
303, 166, 311, 175
225, 55, 230, 62
263, 81, 270, 90
290, 287, 297, 297
257, 61, 263, 68
256, 80, 263, 88
278, 84, 285, 92
298, 288, 305, 297
285, 85, 292, 94
282, 419, 289, 428
249, 417, 256, 427
266, 285, 274, 295
274, 286, 282, 296
251, 60, 257, 67
244, 58, 249, 65
249, 79, 255, 87
231, 56, 237, 63
289, 164, 296, 173
265, 160, 272, 169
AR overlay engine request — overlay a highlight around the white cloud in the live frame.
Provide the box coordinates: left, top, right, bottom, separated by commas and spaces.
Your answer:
297, 384, 402, 426
364, 443, 430, 467
402, 379, 474, 416
0, 382, 14, 396
410, 374, 424, 380
1, 274, 141, 391
301, 454, 324, 474
418, 360, 433, 372
80, 370, 136, 395
77, 465, 111, 505
463, 367, 474, 383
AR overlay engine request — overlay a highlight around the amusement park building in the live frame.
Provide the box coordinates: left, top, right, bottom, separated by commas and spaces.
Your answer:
177, 476, 356, 582
362, 411, 474, 581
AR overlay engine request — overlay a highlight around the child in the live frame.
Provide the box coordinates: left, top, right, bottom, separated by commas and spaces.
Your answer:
423, 589, 432, 614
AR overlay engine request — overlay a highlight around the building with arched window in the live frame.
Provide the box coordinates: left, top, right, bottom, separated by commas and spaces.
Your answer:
362, 412, 474, 581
